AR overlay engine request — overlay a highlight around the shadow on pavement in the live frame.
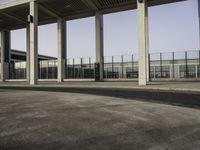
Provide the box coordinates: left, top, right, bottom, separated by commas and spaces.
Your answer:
0, 86, 200, 109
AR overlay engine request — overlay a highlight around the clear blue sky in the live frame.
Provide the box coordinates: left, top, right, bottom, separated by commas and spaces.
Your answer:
2, 0, 199, 58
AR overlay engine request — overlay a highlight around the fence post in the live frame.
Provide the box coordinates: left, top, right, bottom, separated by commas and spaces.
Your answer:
81, 58, 83, 78
53, 60, 56, 79
73, 58, 75, 79
102, 56, 104, 79
121, 55, 124, 78
88, 57, 91, 78
50, 61, 52, 79
185, 51, 188, 78
46, 61, 49, 79
196, 64, 198, 78
65, 59, 68, 79
39, 61, 41, 79
89, 57, 91, 69
199, 50, 200, 78
148, 53, 151, 81
8, 62, 10, 79
112, 56, 114, 78
160, 53, 162, 78
20, 62, 22, 79
172, 52, 175, 79
132, 55, 134, 78
199, 50, 200, 66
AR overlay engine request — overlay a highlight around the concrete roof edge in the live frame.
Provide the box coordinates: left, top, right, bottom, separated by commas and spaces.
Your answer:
0, 0, 31, 10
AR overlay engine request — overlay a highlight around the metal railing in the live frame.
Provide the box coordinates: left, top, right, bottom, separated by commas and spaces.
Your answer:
103, 55, 139, 79
38, 60, 58, 79
0, 50, 200, 81
150, 50, 200, 79
65, 57, 95, 79
9, 61, 26, 80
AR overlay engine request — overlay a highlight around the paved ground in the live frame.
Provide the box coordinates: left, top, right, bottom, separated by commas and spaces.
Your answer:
1, 81, 200, 92
0, 89, 200, 150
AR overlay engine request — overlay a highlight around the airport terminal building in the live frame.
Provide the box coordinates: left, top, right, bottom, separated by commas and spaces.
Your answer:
0, 0, 200, 85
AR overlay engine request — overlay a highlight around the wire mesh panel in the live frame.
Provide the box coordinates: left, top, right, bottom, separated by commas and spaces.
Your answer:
66, 58, 74, 79
161, 52, 173, 78
74, 58, 82, 79
132, 54, 139, 78
198, 64, 200, 78
39, 60, 57, 79
104, 55, 139, 79
39, 61, 48, 79
9, 61, 26, 79
66, 57, 95, 79
81, 58, 95, 79
150, 53, 162, 79
187, 51, 199, 64
104, 56, 113, 79
113, 56, 122, 79
48, 60, 57, 79
187, 51, 199, 78
123, 55, 133, 78
174, 51, 186, 78
122, 55, 138, 79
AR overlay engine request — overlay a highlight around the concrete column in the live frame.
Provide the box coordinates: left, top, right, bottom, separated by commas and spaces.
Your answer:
57, 19, 66, 82
145, 6, 150, 82
29, 0, 38, 85
26, 26, 30, 81
0, 30, 11, 81
95, 11, 104, 80
137, 0, 149, 86
198, 0, 200, 50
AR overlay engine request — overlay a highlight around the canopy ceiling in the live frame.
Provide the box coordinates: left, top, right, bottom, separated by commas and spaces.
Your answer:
0, 0, 186, 30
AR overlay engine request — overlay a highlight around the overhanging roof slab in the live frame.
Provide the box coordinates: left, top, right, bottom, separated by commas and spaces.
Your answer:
0, 0, 186, 30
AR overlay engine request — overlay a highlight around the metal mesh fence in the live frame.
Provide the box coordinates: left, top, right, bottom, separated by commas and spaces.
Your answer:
38, 60, 57, 79
104, 55, 139, 79
1, 50, 200, 81
9, 61, 26, 79
65, 57, 95, 79
149, 51, 200, 79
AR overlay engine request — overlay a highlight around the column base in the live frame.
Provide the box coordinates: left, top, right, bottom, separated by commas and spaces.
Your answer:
139, 78, 147, 86
30, 80, 38, 85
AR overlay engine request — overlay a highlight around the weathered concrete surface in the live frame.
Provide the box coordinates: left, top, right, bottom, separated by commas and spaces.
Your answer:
0, 81, 200, 109
0, 89, 200, 150
0, 81, 200, 93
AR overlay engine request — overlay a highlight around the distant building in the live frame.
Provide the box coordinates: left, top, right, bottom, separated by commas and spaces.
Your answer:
4, 50, 200, 81
10, 49, 56, 62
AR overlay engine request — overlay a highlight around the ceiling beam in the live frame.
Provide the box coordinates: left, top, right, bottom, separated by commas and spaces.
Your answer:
148, 0, 187, 6
81, 0, 99, 11
0, 0, 31, 10
0, 12, 27, 24
38, 4, 61, 18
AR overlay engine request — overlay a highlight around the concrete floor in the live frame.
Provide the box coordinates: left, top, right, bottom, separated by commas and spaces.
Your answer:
0, 89, 200, 150
1, 81, 200, 92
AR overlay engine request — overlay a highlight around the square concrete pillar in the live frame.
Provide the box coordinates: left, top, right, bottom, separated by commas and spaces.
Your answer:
57, 19, 66, 82
95, 11, 104, 80
0, 30, 11, 82
29, 0, 38, 85
145, 8, 150, 82
198, 0, 200, 50
137, 0, 149, 86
